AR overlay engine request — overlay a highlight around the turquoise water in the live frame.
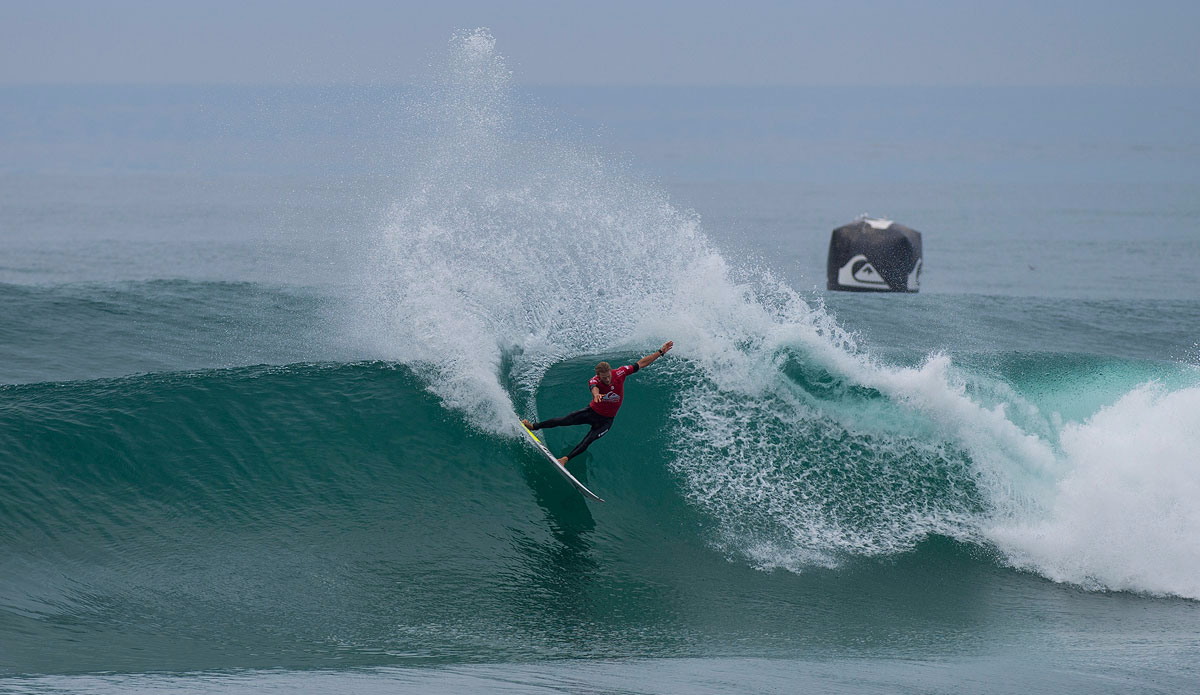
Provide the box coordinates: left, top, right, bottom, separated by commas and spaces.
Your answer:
2, 30, 1199, 693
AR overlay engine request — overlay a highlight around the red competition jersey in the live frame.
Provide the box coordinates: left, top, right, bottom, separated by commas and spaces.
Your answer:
588, 364, 639, 417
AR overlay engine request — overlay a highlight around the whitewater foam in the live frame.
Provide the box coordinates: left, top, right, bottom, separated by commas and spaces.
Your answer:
989, 382, 1200, 598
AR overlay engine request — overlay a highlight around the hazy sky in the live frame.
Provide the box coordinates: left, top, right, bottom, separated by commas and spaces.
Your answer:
2, 0, 1198, 87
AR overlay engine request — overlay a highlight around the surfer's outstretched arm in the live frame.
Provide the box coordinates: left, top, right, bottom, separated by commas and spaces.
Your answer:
636, 341, 674, 370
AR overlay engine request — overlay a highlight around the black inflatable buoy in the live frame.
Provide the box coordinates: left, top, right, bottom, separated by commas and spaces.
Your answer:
826, 217, 922, 292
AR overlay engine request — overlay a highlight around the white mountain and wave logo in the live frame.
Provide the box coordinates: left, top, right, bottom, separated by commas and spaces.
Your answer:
836, 254, 890, 289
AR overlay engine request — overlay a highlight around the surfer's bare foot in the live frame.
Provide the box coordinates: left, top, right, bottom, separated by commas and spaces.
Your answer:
557, 457, 568, 466
521, 419, 534, 430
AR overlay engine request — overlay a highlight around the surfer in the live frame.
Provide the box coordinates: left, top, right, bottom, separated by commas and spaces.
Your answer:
523, 341, 674, 465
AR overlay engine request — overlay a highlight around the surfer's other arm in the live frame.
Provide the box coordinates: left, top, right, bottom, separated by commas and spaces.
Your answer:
636, 341, 674, 370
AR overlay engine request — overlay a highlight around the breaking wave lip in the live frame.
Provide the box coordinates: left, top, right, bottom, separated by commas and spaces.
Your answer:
671, 335, 1200, 600
335, 29, 1200, 599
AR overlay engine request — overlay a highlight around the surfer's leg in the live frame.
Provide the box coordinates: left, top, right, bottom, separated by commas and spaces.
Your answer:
564, 417, 613, 461
533, 407, 594, 430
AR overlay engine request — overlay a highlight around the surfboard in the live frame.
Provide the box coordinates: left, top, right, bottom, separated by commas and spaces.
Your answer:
521, 422, 605, 502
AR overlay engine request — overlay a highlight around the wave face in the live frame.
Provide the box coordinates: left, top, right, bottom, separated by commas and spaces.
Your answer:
3, 29, 1200, 676
2, 358, 1199, 675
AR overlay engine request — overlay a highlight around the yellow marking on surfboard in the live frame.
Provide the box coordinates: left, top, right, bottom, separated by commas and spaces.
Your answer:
523, 424, 566, 467
521, 419, 603, 501
523, 424, 551, 451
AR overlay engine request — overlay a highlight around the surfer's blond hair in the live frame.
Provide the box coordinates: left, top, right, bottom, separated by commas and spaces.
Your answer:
595, 361, 611, 374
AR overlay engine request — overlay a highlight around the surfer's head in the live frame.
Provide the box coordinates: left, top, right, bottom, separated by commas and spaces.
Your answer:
595, 361, 612, 384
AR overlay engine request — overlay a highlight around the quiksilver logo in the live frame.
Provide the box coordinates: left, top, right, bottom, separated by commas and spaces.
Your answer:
837, 254, 889, 288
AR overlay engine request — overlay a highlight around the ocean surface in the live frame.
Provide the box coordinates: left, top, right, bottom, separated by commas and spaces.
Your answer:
2, 30, 1199, 693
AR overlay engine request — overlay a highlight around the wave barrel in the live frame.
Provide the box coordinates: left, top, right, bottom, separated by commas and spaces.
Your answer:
826, 218, 923, 292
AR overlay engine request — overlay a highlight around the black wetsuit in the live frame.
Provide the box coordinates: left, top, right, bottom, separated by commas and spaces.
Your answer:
530, 408, 613, 461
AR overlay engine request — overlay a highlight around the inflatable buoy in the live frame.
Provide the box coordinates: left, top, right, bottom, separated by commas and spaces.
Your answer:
826, 217, 922, 293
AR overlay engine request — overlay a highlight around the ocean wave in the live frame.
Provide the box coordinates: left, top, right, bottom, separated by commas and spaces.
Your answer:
326, 29, 1200, 599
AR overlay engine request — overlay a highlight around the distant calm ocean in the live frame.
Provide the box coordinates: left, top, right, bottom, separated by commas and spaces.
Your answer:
2, 30, 1198, 694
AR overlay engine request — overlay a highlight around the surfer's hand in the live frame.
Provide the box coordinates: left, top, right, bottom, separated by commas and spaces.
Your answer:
660, 341, 674, 355
592, 392, 603, 403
